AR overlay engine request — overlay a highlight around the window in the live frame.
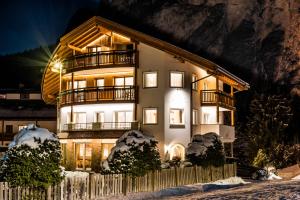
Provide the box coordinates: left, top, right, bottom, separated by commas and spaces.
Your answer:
102, 143, 115, 160
67, 112, 87, 124
94, 112, 105, 123
202, 113, 210, 124
68, 80, 86, 90
170, 71, 184, 88
170, 108, 184, 125
75, 143, 92, 170
143, 108, 157, 124
5, 125, 13, 134
18, 125, 27, 131
143, 72, 157, 88
114, 77, 134, 87
97, 79, 105, 87
192, 109, 198, 125
192, 74, 198, 90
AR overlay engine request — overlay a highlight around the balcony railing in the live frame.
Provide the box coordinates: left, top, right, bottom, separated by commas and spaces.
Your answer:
62, 122, 139, 132
201, 90, 234, 108
63, 50, 136, 73
59, 86, 137, 106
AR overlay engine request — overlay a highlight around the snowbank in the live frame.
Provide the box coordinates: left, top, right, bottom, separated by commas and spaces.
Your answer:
9, 124, 58, 149
99, 177, 248, 200
292, 174, 300, 180
267, 172, 282, 180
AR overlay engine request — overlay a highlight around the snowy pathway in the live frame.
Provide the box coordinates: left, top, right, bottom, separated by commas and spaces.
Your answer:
166, 180, 300, 200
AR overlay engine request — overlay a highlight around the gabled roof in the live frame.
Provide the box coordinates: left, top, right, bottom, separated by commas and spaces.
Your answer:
42, 16, 249, 104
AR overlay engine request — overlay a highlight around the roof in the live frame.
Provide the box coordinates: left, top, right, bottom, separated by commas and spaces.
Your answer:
42, 16, 250, 104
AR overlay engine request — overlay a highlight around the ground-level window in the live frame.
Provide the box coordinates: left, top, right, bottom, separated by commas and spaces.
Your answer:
101, 143, 115, 160
192, 109, 198, 125
75, 143, 92, 170
143, 108, 158, 124
143, 71, 157, 88
170, 144, 185, 160
18, 125, 27, 131
61, 143, 67, 166
170, 71, 184, 88
170, 108, 184, 125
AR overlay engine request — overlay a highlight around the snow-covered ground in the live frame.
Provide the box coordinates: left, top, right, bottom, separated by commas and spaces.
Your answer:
97, 177, 248, 200
165, 179, 300, 200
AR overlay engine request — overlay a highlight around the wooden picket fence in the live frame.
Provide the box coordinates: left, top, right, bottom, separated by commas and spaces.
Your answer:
0, 163, 236, 200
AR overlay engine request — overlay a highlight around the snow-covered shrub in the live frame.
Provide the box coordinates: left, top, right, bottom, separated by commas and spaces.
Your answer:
186, 132, 225, 167
101, 130, 161, 177
0, 124, 64, 188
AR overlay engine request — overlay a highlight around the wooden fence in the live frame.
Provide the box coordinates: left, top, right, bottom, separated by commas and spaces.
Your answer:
0, 163, 236, 200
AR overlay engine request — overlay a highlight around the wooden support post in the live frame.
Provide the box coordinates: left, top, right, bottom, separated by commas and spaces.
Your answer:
216, 77, 219, 123
230, 86, 234, 126
71, 73, 74, 123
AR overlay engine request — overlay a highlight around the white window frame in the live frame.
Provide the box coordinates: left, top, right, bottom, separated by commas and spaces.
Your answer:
143, 108, 158, 125
170, 71, 184, 88
169, 108, 185, 125
143, 71, 158, 88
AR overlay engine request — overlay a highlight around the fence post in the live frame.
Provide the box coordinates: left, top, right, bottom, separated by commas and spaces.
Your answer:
89, 173, 94, 200
234, 162, 237, 177
175, 167, 179, 186
46, 186, 51, 200
210, 166, 213, 182
223, 164, 225, 179
194, 166, 198, 183
151, 171, 155, 192
122, 174, 128, 196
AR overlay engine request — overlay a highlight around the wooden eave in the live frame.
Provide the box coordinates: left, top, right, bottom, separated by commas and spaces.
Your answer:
42, 16, 249, 104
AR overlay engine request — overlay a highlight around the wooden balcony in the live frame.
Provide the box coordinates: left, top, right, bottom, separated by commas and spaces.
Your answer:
58, 86, 137, 107
61, 121, 140, 139
62, 121, 139, 132
63, 50, 136, 73
200, 90, 234, 109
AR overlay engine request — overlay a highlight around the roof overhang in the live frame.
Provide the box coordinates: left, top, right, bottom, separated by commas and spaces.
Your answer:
42, 16, 250, 104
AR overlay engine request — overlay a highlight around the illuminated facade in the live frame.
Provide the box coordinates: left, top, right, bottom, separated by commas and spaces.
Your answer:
42, 16, 249, 170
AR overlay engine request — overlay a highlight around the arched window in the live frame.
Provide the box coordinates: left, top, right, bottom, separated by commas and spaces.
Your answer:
170, 144, 185, 160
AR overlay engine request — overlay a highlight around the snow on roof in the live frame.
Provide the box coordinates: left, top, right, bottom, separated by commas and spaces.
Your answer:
9, 124, 58, 149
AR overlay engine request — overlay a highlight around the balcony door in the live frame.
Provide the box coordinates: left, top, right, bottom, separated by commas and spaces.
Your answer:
67, 112, 87, 129
114, 77, 134, 100
71, 80, 86, 102
114, 111, 133, 129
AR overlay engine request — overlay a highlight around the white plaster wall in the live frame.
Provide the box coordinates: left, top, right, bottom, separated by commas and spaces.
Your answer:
59, 103, 134, 130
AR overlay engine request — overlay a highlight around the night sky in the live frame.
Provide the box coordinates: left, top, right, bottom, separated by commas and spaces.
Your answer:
0, 0, 99, 55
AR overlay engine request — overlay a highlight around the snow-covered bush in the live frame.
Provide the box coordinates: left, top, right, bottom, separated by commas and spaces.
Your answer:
186, 132, 225, 167
102, 130, 161, 177
0, 124, 64, 188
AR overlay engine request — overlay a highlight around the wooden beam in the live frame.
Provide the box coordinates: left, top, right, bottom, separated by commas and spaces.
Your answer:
67, 44, 83, 53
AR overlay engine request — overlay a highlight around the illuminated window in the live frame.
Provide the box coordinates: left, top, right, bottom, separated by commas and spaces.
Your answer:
75, 143, 92, 170
94, 112, 104, 123
114, 77, 134, 87
18, 125, 27, 131
170, 71, 184, 88
67, 112, 87, 129
143, 108, 157, 124
102, 143, 115, 160
203, 81, 208, 90
97, 79, 105, 87
203, 113, 210, 124
68, 80, 86, 90
143, 72, 157, 88
192, 74, 198, 90
192, 109, 198, 125
114, 111, 133, 128
170, 108, 184, 125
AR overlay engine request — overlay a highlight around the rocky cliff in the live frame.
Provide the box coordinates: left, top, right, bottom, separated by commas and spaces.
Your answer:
100, 0, 299, 93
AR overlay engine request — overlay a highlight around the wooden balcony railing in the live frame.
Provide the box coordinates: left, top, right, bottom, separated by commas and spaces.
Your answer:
62, 121, 139, 132
63, 50, 136, 73
201, 90, 234, 108
58, 86, 137, 106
